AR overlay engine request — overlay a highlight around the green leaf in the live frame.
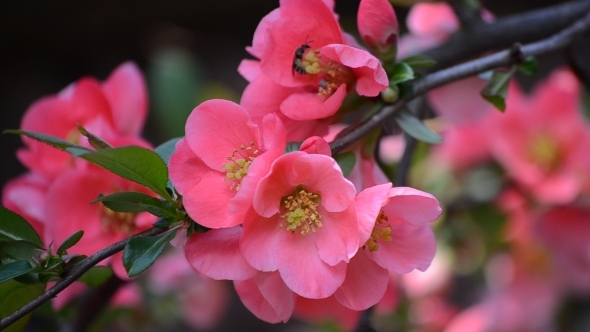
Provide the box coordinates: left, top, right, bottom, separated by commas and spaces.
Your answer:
518, 57, 537, 76
0, 206, 43, 247
78, 266, 113, 287
389, 62, 415, 85
1, 241, 41, 266
0, 280, 46, 332
481, 70, 514, 112
3, 129, 92, 154
334, 152, 356, 177
395, 108, 443, 144
77, 124, 112, 150
56, 230, 84, 256
402, 55, 436, 70
69, 146, 173, 202
0, 261, 35, 284
123, 231, 176, 277
94, 192, 183, 220
154, 137, 182, 165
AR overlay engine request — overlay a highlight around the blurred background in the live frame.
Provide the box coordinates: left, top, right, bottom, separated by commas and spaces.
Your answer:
0, 0, 586, 331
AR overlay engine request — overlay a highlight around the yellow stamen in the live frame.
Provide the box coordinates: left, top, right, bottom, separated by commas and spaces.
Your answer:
223, 142, 259, 190
280, 186, 322, 235
100, 205, 136, 235
364, 210, 392, 252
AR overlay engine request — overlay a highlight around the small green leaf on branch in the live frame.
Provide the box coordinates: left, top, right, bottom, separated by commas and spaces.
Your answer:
94, 192, 183, 220
389, 62, 415, 85
0, 280, 45, 332
518, 57, 538, 76
0, 261, 35, 284
2, 130, 92, 154
0, 206, 43, 247
56, 230, 84, 256
481, 69, 514, 112
402, 55, 437, 70
77, 124, 112, 150
123, 230, 176, 277
395, 108, 443, 144
68, 146, 173, 202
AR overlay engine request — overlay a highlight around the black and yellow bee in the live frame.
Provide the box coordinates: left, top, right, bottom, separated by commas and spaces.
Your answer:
292, 37, 312, 76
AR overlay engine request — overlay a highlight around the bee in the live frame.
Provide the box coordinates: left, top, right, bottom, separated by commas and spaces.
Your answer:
292, 37, 312, 76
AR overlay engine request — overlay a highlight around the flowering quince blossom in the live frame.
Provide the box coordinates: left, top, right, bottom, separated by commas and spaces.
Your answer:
16, 62, 148, 180
169, 99, 286, 229
239, 0, 388, 137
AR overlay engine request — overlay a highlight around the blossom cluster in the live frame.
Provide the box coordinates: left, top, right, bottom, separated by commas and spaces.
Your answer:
169, 0, 442, 323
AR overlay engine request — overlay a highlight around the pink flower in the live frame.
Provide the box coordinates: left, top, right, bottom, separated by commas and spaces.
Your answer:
169, 99, 286, 229
333, 185, 442, 310
148, 250, 230, 330
44, 166, 155, 278
487, 69, 589, 204
357, 0, 399, 57
240, 151, 364, 298
16, 62, 148, 180
2, 173, 48, 238
240, 0, 388, 124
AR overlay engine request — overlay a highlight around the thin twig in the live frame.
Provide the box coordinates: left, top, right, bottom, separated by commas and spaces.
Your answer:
330, 9, 590, 154
0, 227, 165, 330
425, 0, 590, 70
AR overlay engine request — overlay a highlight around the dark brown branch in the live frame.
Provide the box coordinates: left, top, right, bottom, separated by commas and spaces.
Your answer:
449, 0, 483, 28
0, 227, 166, 330
330, 8, 590, 154
424, 0, 590, 70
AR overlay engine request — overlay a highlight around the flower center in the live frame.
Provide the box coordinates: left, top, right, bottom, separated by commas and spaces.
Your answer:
295, 48, 355, 97
527, 132, 560, 173
100, 204, 136, 235
280, 186, 322, 235
223, 142, 259, 190
363, 210, 392, 252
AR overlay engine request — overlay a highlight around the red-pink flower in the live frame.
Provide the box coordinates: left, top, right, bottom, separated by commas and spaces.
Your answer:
169, 99, 286, 229
487, 69, 590, 204
240, 151, 364, 298
333, 185, 441, 310
357, 0, 399, 56
16, 62, 148, 180
2, 173, 48, 238
241, 0, 388, 124
44, 166, 155, 278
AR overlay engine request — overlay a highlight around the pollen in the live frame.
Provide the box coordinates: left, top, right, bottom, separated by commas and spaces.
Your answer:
100, 204, 136, 235
302, 51, 321, 75
223, 142, 259, 190
280, 186, 322, 235
364, 210, 392, 252
528, 132, 561, 173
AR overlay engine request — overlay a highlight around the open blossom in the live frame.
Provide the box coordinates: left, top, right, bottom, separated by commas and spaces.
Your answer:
44, 166, 155, 278
169, 99, 286, 228
16, 62, 148, 180
240, 0, 388, 130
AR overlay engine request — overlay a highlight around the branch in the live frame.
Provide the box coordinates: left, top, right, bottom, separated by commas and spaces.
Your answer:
0, 227, 166, 330
448, 0, 482, 29
424, 0, 590, 70
330, 8, 590, 154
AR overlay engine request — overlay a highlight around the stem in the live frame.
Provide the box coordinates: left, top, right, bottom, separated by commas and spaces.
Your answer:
0, 227, 166, 330
330, 8, 590, 155
425, 0, 590, 70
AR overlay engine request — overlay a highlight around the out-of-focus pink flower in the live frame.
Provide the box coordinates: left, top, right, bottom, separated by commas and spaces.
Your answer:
169, 99, 286, 229
536, 206, 590, 293
487, 69, 589, 204
357, 0, 399, 57
427, 76, 492, 125
149, 250, 230, 330
378, 134, 405, 164
444, 254, 561, 332
16, 62, 148, 180
44, 166, 155, 279
2, 173, 48, 238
